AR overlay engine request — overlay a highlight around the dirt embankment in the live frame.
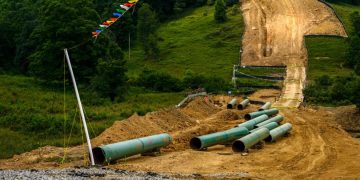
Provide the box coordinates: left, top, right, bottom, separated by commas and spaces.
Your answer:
1, 93, 359, 179
240, 0, 347, 108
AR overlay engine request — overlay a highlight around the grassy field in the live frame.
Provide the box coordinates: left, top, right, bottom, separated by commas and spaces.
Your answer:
0, 75, 184, 158
306, 2, 360, 80
127, 5, 244, 80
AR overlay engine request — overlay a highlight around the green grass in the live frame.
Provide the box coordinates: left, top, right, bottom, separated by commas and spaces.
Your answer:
306, 2, 360, 80
127, 5, 244, 80
0, 75, 184, 158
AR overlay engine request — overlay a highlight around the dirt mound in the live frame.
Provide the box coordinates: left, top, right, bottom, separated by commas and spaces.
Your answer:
92, 98, 220, 147
215, 110, 240, 121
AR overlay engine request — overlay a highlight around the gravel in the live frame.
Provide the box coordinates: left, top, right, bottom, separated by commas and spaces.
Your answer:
0, 167, 250, 179
0, 168, 176, 180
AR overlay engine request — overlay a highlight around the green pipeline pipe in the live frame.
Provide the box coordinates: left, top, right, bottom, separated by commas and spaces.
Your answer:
259, 102, 271, 111
236, 114, 269, 130
92, 133, 172, 164
244, 108, 279, 120
227, 98, 238, 109
237, 99, 250, 110
232, 128, 270, 152
249, 122, 279, 133
265, 123, 292, 142
190, 127, 249, 150
254, 115, 284, 128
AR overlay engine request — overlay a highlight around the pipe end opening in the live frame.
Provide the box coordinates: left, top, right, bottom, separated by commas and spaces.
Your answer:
237, 105, 244, 110
227, 104, 233, 109
258, 108, 264, 111
232, 140, 246, 152
265, 135, 273, 142
92, 147, 106, 165
190, 137, 202, 150
244, 114, 251, 120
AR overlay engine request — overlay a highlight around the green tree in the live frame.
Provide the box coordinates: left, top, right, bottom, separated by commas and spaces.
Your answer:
345, 12, 360, 75
28, 0, 101, 81
214, 0, 227, 22
137, 3, 160, 59
91, 41, 128, 101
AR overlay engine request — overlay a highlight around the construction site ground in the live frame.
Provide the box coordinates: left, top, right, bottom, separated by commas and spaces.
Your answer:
1, 0, 360, 179
1, 90, 359, 179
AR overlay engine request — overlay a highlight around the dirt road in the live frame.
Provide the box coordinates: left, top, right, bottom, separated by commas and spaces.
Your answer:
240, 0, 347, 108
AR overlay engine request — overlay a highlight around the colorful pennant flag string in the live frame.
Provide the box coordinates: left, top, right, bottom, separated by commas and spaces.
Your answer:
92, 0, 139, 38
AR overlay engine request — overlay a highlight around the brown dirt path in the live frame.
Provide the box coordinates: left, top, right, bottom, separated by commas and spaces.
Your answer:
240, 0, 347, 108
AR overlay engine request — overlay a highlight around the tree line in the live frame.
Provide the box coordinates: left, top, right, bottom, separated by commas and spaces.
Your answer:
304, 9, 360, 110
0, 0, 232, 101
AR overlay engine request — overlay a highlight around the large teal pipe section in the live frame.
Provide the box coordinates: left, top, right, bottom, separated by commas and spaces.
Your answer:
237, 99, 250, 110
249, 122, 279, 133
259, 102, 271, 111
232, 128, 270, 152
92, 133, 172, 164
265, 123, 292, 142
254, 115, 284, 128
227, 98, 238, 109
190, 127, 249, 150
244, 108, 279, 120
236, 114, 269, 130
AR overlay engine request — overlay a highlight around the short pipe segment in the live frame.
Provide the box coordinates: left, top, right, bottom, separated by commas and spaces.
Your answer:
227, 98, 238, 109
232, 128, 270, 152
265, 123, 292, 142
259, 102, 271, 111
237, 99, 250, 110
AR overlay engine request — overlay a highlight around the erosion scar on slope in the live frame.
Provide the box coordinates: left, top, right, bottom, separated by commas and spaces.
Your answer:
240, 0, 347, 108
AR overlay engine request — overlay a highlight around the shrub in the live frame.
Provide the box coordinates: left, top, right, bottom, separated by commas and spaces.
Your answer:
137, 69, 183, 92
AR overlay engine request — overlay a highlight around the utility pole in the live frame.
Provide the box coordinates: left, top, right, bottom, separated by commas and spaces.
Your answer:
64, 48, 95, 166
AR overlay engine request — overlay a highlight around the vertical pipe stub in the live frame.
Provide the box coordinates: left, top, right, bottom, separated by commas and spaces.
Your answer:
237, 99, 250, 110
227, 98, 238, 109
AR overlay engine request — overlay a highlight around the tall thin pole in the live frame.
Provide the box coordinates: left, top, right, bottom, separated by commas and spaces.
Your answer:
64, 48, 95, 166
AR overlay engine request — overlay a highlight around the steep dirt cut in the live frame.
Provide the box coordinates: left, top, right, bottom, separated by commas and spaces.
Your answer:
240, 0, 347, 108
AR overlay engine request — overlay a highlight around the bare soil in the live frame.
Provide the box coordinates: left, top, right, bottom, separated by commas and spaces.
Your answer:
1, 95, 359, 179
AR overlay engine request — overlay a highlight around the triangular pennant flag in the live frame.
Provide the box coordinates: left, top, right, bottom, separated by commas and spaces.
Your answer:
113, 13, 122, 17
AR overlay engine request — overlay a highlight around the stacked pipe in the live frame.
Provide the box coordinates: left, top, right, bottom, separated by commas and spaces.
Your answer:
190, 127, 249, 150
244, 108, 279, 120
